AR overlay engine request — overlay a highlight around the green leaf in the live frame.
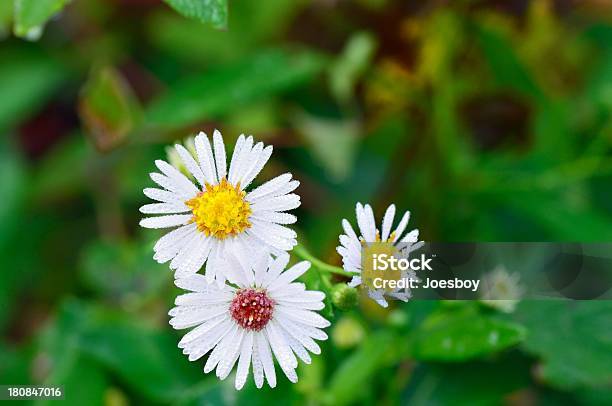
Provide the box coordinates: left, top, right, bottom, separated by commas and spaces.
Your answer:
13, 0, 71, 40
43, 299, 203, 403
79, 238, 170, 304
292, 111, 360, 182
148, 0, 307, 65
37, 300, 108, 406
35, 356, 107, 406
506, 192, 612, 241
79, 66, 141, 152
76, 307, 203, 402
0, 140, 27, 330
325, 331, 396, 405
163, 0, 228, 29
403, 354, 532, 405
0, 49, 65, 131
329, 32, 376, 104
0, 0, 12, 38
0, 344, 34, 384
146, 49, 326, 129
514, 300, 612, 389
475, 23, 545, 102
412, 305, 526, 362
29, 136, 90, 202
577, 387, 612, 406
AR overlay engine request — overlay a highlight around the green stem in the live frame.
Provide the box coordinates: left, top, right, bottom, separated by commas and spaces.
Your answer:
293, 244, 353, 278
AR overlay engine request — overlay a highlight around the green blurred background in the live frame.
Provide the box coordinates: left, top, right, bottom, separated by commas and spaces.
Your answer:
1, 0, 611, 404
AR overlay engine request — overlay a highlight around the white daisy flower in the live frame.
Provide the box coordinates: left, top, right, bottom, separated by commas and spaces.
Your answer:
139, 130, 300, 285
169, 254, 330, 390
480, 265, 524, 313
337, 202, 421, 307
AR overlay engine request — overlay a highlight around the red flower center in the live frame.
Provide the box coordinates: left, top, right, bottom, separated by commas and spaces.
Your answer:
229, 288, 275, 331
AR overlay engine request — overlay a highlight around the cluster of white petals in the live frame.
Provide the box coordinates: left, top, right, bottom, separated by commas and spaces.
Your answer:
170, 255, 329, 389
140, 131, 300, 286
337, 203, 422, 307
141, 131, 420, 389
141, 131, 330, 389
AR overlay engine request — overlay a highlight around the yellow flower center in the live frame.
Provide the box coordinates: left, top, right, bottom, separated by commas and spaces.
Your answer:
186, 178, 252, 239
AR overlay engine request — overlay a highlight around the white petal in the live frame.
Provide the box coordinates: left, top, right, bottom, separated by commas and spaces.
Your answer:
252, 250, 270, 287
251, 220, 297, 240
143, 187, 182, 204
269, 282, 306, 299
251, 333, 265, 388
205, 240, 221, 284
262, 255, 290, 287
213, 129, 227, 180
391, 210, 411, 242
223, 250, 252, 287
235, 331, 254, 390
216, 329, 245, 379
267, 261, 310, 291
240, 145, 272, 189
355, 203, 374, 242
178, 315, 225, 348
139, 202, 189, 214
150, 173, 195, 200
175, 236, 212, 278
367, 288, 388, 307
175, 144, 206, 187
276, 290, 325, 304
247, 226, 295, 252
251, 180, 300, 204
169, 232, 201, 271
195, 132, 217, 184
341, 219, 359, 241
175, 273, 213, 292
275, 316, 322, 354
169, 304, 229, 329
229, 136, 254, 184
140, 214, 192, 229
183, 318, 232, 361
277, 322, 311, 364
348, 275, 362, 287
381, 204, 396, 242
236, 141, 263, 187
153, 223, 196, 255
274, 307, 330, 329
265, 323, 298, 382
277, 301, 324, 311
155, 160, 199, 196
400, 229, 419, 243
175, 291, 233, 307
251, 194, 300, 212
279, 317, 328, 341
256, 331, 276, 388
227, 134, 246, 182
204, 323, 238, 373
250, 211, 297, 225
246, 173, 292, 202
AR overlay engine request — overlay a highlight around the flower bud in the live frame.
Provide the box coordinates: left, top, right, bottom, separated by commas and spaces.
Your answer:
332, 317, 364, 349
331, 283, 358, 311
479, 266, 524, 313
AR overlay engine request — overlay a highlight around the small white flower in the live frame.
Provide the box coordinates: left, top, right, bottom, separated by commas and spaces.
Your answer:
337, 202, 421, 307
169, 255, 330, 390
480, 265, 524, 313
139, 130, 300, 285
